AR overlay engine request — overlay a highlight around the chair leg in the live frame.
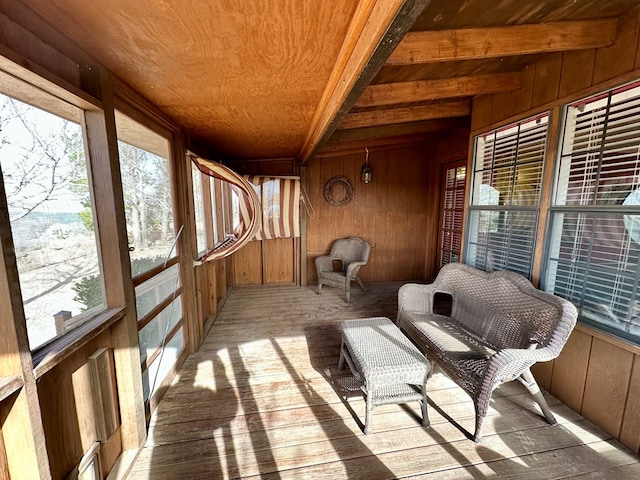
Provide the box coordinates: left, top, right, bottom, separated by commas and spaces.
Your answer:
518, 369, 557, 425
472, 406, 486, 443
356, 277, 366, 293
471, 391, 493, 443
420, 382, 430, 428
317, 282, 323, 296
364, 390, 373, 434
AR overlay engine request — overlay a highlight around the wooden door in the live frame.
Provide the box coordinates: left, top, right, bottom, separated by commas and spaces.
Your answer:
437, 160, 467, 269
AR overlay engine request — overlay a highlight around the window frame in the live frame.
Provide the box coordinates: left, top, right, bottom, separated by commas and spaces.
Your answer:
465, 113, 551, 279
191, 161, 207, 257
542, 82, 640, 346
113, 103, 188, 405
0, 77, 114, 356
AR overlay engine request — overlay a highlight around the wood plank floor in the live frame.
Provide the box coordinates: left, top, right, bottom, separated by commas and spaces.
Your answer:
128, 283, 640, 479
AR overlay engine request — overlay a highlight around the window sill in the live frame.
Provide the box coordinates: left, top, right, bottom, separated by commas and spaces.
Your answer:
32, 307, 126, 378
575, 321, 640, 356
0, 375, 23, 402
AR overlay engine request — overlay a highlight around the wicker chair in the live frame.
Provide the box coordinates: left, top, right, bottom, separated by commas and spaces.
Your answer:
316, 237, 370, 303
397, 263, 578, 442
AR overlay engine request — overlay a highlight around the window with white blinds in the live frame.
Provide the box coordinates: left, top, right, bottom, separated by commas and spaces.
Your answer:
544, 82, 640, 344
466, 114, 549, 278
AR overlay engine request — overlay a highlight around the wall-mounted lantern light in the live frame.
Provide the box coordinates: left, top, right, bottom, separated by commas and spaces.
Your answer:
361, 147, 372, 184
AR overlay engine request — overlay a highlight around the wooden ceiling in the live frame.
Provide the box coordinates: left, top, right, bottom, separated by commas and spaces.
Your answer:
20, 0, 640, 162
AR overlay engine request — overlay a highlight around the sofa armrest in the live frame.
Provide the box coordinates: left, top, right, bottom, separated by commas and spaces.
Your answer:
345, 261, 366, 280
499, 344, 557, 364
398, 283, 445, 316
315, 255, 334, 273
480, 344, 556, 392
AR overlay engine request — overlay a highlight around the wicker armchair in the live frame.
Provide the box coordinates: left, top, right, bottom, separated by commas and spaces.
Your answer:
397, 263, 578, 442
316, 237, 370, 303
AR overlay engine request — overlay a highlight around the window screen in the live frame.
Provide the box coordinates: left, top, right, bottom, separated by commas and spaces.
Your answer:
0, 92, 104, 349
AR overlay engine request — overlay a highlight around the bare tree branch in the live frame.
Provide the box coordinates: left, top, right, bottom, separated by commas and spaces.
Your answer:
1, 97, 85, 222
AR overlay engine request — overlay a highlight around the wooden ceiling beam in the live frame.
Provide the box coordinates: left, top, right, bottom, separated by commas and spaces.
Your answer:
298, 0, 430, 164
355, 72, 523, 107
338, 99, 471, 129
387, 18, 617, 65
329, 116, 470, 143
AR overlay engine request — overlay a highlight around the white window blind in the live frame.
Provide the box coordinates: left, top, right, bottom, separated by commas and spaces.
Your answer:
466, 115, 549, 278
545, 82, 640, 344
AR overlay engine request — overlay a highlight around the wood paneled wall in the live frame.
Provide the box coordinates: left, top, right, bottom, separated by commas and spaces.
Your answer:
471, 6, 640, 134
535, 325, 640, 455
306, 142, 437, 285
195, 259, 229, 326
471, 5, 640, 454
37, 331, 120, 480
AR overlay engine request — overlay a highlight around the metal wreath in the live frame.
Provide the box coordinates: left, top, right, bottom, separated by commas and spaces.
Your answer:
324, 175, 354, 207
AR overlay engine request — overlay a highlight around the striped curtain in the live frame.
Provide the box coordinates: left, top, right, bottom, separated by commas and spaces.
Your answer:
189, 155, 261, 262
243, 175, 301, 240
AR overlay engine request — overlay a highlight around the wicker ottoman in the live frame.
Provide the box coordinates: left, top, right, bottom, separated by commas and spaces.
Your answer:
338, 317, 430, 434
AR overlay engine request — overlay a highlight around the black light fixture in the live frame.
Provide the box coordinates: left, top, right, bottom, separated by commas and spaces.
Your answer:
361, 147, 372, 184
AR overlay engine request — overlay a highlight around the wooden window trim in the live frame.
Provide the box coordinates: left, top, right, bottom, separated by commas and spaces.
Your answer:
132, 256, 180, 288
576, 322, 640, 356
32, 307, 126, 378
0, 375, 23, 402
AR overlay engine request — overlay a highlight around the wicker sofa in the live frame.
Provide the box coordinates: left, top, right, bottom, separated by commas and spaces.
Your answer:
397, 263, 578, 442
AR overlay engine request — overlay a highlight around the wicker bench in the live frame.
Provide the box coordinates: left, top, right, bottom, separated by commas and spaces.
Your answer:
397, 263, 578, 442
338, 317, 430, 434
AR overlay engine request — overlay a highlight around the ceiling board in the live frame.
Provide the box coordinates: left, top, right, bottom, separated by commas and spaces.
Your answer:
24, 0, 360, 159
14, 0, 640, 161
163, 103, 313, 159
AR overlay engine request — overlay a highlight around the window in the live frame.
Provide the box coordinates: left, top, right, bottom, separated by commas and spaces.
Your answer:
466, 115, 549, 278
0, 92, 104, 349
115, 112, 175, 276
190, 155, 262, 261
210, 179, 220, 245
115, 111, 184, 403
192, 163, 207, 256
544, 82, 640, 344
230, 187, 241, 234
